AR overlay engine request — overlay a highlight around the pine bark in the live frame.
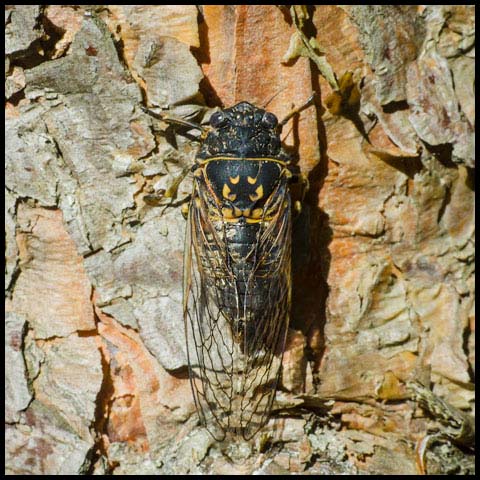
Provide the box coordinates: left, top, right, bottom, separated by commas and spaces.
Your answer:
5, 5, 474, 474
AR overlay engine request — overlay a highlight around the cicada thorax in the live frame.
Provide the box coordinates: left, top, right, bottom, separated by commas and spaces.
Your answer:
185, 101, 293, 440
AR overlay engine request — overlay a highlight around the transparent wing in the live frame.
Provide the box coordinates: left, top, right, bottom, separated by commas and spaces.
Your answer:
184, 180, 291, 440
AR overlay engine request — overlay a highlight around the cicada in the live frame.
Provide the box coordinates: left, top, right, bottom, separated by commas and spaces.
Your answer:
180, 98, 313, 441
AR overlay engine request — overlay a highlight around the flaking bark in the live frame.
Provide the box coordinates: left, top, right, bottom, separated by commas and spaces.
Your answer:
5, 5, 474, 475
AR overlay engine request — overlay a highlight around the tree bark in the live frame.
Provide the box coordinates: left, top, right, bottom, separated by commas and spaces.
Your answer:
5, 5, 474, 474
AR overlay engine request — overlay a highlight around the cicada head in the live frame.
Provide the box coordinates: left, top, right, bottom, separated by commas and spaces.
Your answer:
197, 102, 290, 161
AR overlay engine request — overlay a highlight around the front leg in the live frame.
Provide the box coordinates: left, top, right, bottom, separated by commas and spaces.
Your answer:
287, 166, 309, 216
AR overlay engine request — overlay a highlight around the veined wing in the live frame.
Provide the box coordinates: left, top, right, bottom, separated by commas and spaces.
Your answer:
184, 179, 292, 440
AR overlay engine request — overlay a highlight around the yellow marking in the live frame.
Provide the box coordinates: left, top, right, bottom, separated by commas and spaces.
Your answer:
229, 175, 240, 184
194, 198, 201, 207
222, 207, 234, 218
251, 208, 263, 219
199, 156, 288, 165
222, 183, 230, 197
249, 185, 264, 201
265, 209, 276, 218
222, 206, 243, 219
242, 208, 251, 217
222, 183, 237, 201
247, 176, 257, 184
181, 203, 189, 219
246, 217, 263, 224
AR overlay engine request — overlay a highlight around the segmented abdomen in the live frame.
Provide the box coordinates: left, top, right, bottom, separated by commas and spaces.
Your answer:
199, 213, 290, 352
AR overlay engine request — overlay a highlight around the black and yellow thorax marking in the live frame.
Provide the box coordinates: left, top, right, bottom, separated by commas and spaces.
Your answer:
195, 158, 289, 223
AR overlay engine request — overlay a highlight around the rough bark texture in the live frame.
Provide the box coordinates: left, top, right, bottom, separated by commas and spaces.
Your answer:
5, 5, 474, 475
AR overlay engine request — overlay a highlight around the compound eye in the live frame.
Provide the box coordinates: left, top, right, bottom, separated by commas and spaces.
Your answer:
210, 111, 227, 128
254, 110, 264, 123
262, 112, 278, 128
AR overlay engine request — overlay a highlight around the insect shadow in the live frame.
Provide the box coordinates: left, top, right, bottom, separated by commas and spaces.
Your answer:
278, 102, 332, 402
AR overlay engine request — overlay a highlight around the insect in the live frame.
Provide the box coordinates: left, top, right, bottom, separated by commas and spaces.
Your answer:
146, 96, 314, 440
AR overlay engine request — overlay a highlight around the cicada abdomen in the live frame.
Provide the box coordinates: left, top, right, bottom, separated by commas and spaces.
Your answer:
184, 101, 294, 440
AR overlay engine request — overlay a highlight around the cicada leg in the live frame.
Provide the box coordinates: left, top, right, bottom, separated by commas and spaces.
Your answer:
144, 164, 193, 216
289, 171, 309, 216
278, 92, 317, 130
141, 105, 207, 134
163, 164, 192, 199
279, 94, 316, 217
141, 106, 206, 215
